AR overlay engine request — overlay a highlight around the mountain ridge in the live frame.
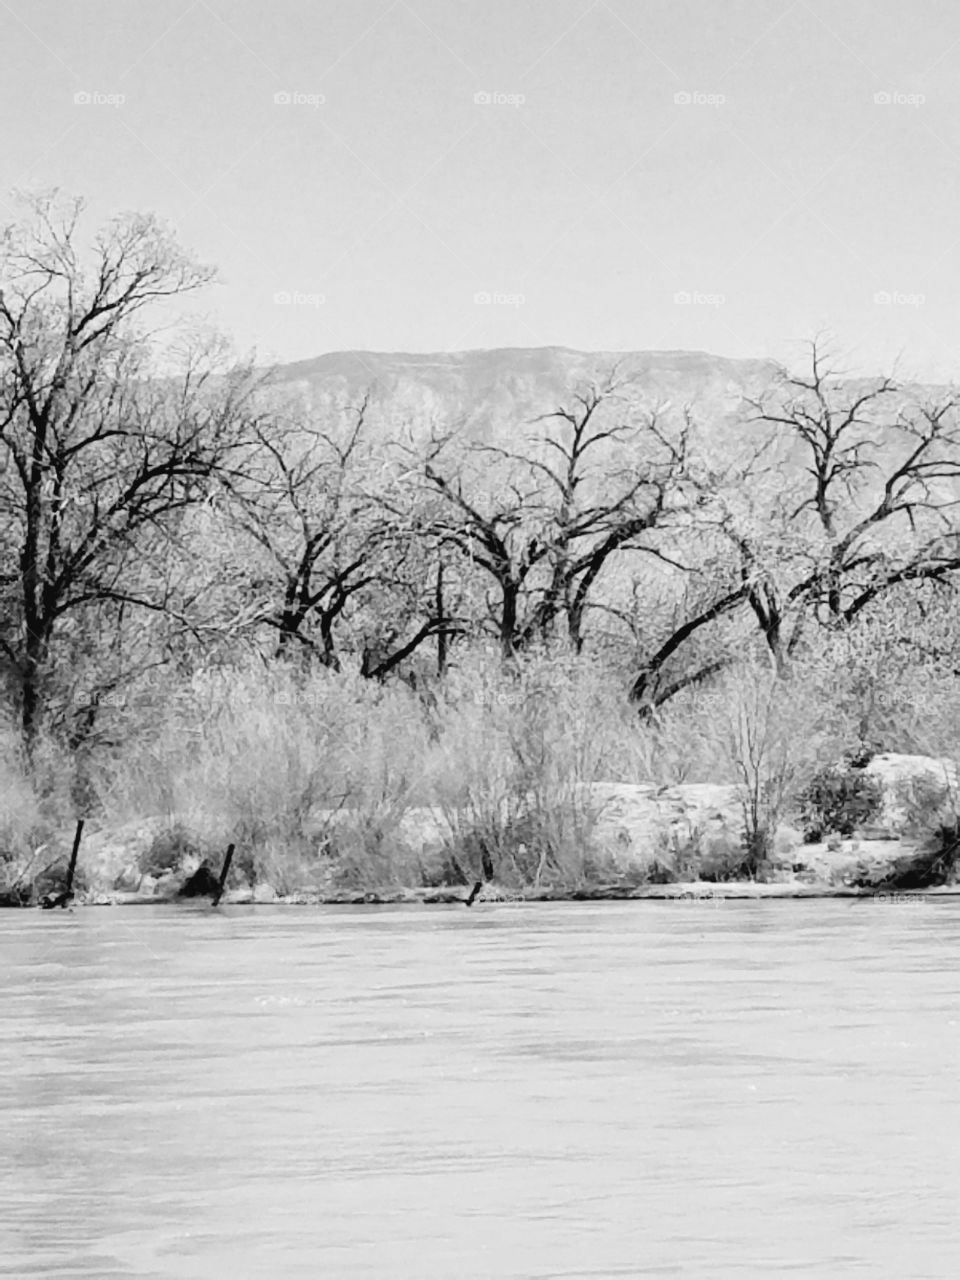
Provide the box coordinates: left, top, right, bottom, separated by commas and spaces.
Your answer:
263, 347, 788, 445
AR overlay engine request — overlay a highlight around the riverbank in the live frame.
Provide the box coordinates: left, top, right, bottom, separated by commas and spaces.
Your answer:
4, 753, 958, 908
51, 881, 960, 906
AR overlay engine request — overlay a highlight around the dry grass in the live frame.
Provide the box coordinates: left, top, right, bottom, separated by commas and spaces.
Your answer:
93, 662, 432, 892
7, 620, 960, 895
415, 646, 609, 888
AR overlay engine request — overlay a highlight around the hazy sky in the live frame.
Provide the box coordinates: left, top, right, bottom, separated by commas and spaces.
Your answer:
3, 0, 960, 376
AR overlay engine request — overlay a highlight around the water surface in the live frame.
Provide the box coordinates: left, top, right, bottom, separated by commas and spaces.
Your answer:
3, 899, 959, 1278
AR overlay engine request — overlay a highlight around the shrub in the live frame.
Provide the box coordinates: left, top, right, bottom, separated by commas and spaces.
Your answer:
706, 659, 843, 876
139, 823, 212, 877
425, 645, 604, 889
95, 659, 433, 892
796, 765, 884, 841
33, 852, 90, 900
890, 772, 959, 839
868, 769, 960, 888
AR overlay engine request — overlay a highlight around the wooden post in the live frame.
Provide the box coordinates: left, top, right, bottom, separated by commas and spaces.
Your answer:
212, 843, 235, 907
464, 879, 483, 907
65, 820, 84, 902
41, 820, 84, 909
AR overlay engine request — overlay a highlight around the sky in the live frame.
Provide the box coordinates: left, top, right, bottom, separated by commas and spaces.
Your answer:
2, 0, 960, 378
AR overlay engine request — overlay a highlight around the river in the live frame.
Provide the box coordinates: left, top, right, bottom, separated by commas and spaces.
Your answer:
3, 899, 959, 1278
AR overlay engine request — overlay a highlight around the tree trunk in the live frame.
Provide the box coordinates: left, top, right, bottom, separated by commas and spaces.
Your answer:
500, 581, 519, 658
435, 563, 448, 677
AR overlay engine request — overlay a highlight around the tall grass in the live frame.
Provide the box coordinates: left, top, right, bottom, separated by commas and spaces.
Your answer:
708, 658, 850, 874
0, 717, 81, 899
95, 662, 434, 892
8, 617, 960, 895
420, 645, 614, 887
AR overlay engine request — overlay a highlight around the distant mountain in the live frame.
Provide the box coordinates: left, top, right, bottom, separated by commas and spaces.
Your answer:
265, 346, 785, 445
260, 349, 960, 529
251, 346, 960, 605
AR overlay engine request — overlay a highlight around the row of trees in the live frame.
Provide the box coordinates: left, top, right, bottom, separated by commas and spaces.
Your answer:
3, 191, 960, 757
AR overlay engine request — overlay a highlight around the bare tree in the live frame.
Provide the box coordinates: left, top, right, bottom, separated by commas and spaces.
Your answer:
412, 375, 701, 659
224, 393, 461, 679
0, 191, 255, 749
414, 433, 549, 658
629, 342, 960, 712
742, 339, 960, 650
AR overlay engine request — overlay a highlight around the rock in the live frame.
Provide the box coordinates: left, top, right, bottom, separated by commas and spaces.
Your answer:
774, 825, 803, 856
791, 836, 920, 888
863, 753, 959, 835
252, 882, 277, 903
855, 824, 898, 841
589, 782, 747, 881
154, 871, 178, 899
67, 817, 169, 891
111, 864, 143, 893
846, 833, 958, 890
41, 815, 221, 898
